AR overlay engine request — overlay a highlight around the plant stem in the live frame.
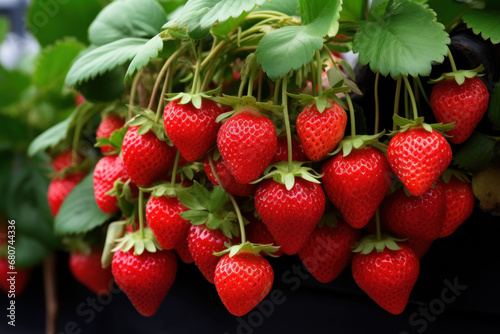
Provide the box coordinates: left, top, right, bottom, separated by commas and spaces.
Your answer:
316, 50, 323, 96
200, 40, 226, 69
273, 79, 281, 105
404, 85, 409, 120
138, 189, 145, 239
149, 59, 171, 111
281, 73, 293, 171
128, 71, 142, 120
191, 41, 203, 95
415, 76, 431, 108
345, 93, 356, 137
154, 66, 172, 123
447, 48, 458, 73
375, 208, 381, 241
170, 149, 181, 188
44, 253, 58, 334
257, 68, 263, 102
402, 76, 419, 120
310, 61, 318, 96
393, 76, 402, 131
374, 71, 380, 134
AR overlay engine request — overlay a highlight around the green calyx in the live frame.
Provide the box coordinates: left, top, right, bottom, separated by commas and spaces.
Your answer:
390, 115, 455, 136
428, 65, 485, 85
101, 220, 127, 268
165, 86, 221, 109
213, 241, 281, 258
94, 126, 127, 155
252, 161, 322, 191
316, 212, 339, 228
106, 179, 137, 218
112, 227, 162, 256
140, 182, 183, 198
330, 131, 386, 157
352, 234, 406, 254
215, 95, 284, 123
441, 169, 471, 183
127, 107, 171, 143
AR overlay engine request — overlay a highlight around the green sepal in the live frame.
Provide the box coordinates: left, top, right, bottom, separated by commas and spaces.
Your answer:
389, 115, 455, 136
216, 95, 284, 122
112, 227, 162, 256
213, 241, 281, 258
316, 213, 339, 228
329, 131, 386, 157
140, 182, 181, 198
178, 162, 204, 181
105, 179, 136, 218
101, 221, 126, 268
165, 86, 222, 109
428, 65, 485, 85
94, 126, 127, 155
441, 169, 471, 184
287, 86, 350, 113
352, 234, 406, 254
251, 161, 322, 191
326, 66, 362, 96
127, 107, 171, 143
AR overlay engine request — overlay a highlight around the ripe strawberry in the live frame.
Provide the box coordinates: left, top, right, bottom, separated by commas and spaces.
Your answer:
439, 176, 475, 237
351, 244, 419, 315
215, 250, 274, 316
187, 224, 230, 283
112, 249, 177, 316
164, 99, 223, 162
430, 77, 489, 144
403, 237, 433, 259
122, 126, 176, 186
298, 220, 361, 283
93, 155, 130, 214
387, 127, 452, 196
146, 195, 190, 250
174, 232, 194, 264
296, 101, 347, 161
271, 136, 307, 164
380, 182, 446, 241
96, 115, 125, 154
203, 157, 255, 197
217, 108, 277, 184
69, 249, 113, 295
245, 215, 282, 257
52, 149, 82, 173
47, 172, 86, 217
254, 178, 326, 255
0, 258, 31, 296
321, 147, 393, 229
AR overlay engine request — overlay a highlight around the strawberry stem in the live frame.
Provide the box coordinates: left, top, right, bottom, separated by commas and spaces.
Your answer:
393, 76, 402, 130
345, 93, 356, 137
281, 73, 293, 171
374, 71, 380, 134
402, 76, 419, 120
310, 60, 318, 96
128, 71, 142, 120
138, 189, 145, 239
155, 65, 172, 123
191, 41, 203, 95
447, 48, 458, 73
375, 208, 381, 242
257, 69, 263, 102
315, 50, 323, 96
170, 149, 181, 188
273, 78, 282, 105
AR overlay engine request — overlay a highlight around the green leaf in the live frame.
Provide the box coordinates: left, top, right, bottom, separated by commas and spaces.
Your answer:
15, 234, 51, 269
427, 0, 472, 30
126, 35, 164, 80
209, 186, 228, 212
353, 1, 450, 78
88, 0, 167, 46
27, 0, 103, 47
179, 210, 209, 222
255, 0, 299, 15
55, 173, 112, 235
339, 0, 364, 22
0, 17, 8, 44
0, 66, 30, 108
66, 38, 149, 87
27, 117, 72, 157
453, 132, 497, 173
34, 39, 84, 95
159, 0, 188, 15
463, 9, 500, 44
176, 188, 206, 210
0, 115, 30, 145
165, 0, 267, 31
488, 82, 500, 129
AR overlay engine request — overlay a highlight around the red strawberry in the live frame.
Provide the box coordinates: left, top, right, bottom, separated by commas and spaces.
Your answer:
321, 147, 393, 229
245, 215, 283, 257
298, 220, 361, 283
96, 115, 125, 154
296, 101, 347, 161
217, 108, 277, 184
93, 155, 130, 214
404, 237, 433, 259
271, 136, 307, 164
351, 244, 419, 315
174, 233, 194, 264
122, 126, 176, 186
203, 157, 255, 197
52, 150, 82, 173
254, 178, 326, 255
75, 93, 85, 106
380, 182, 446, 241
387, 127, 452, 196
439, 176, 475, 237
146, 195, 190, 250
47, 172, 86, 217
0, 259, 31, 296
215, 250, 274, 316
164, 99, 223, 162
430, 77, 489, 144
69, 249, 114, 295
112, 249, 177, 316
187, 224, 230, 283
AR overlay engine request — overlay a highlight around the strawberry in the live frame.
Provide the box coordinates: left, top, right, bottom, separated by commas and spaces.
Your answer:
111, 249, 177, 316
146, 195, 190, 250
52, 149, 82, 173
214, 250, 274, 316
387, 127, 452, 196
351, 244, 419, 315
321, 147, 393, 229
93, 155, 130, 214
296, 101, 347, 161
203, 157, 255, 197
430, 77, 489, 144
122, 126, 176, 186
69, 249, 113, 295
245, 215, 282, 257
403, 237, 433, 259
380, 182, 446, 241
187, 224, 230, 283
439, 176, 475, 238
254, 178, 326, 255
217, 108, 277, 184
75, 93, 85, 106
174, 233, 194, 264
271, 136, 307, 164
47, 172, 86, 217
164, 99, 223, 162
96, 115, 125, 154
0, 258, 31, 296
298, 220, 361, 283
